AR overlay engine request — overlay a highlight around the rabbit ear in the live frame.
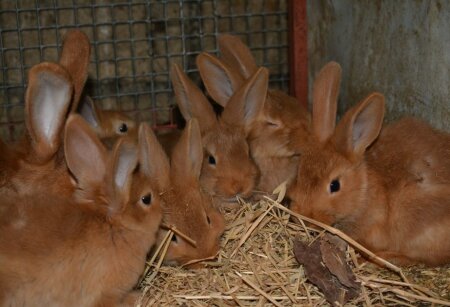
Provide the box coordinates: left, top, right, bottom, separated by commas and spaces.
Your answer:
196, 52, 244, 107
170, 64, 217, 133
25, 62, 73, 162
78, 96, 101, 128
312, 61, 342, 143
171, 118, 203, 184
218, 34, 258, 79
138, 122, 170, 190
64, 114, 108, 186
109, 138, 138, 212
221, 67, 268, 131
334, 92, 385, 159
59, 30, 91, 113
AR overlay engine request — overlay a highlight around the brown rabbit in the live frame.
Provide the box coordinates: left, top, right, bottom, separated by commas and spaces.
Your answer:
0, 30, 91, 195
288, 87, 450, 266
199, 34, 311, 193
78, 95, 137, 142
170, 63, 266, 204
0, 114, 164, 306
0, 62, 75, 197
156, 119, 226, 266
58, 29, 138, 141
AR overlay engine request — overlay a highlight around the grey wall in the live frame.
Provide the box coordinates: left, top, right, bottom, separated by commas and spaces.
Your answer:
308, 0, 449, 131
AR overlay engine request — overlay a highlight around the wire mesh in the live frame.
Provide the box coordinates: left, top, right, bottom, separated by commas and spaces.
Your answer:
0, 0, 289, 141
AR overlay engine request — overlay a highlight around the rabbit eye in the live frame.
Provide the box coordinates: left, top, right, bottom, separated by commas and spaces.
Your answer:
171, 234, 178, 243
329, 179, 340, 193
118, 123, 128, 133
208, 155, 216, 165
265, 120, 279, 127
206, 215, 211, 225
141, 193, 152, 205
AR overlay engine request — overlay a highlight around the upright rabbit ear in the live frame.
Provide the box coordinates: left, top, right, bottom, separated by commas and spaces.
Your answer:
59, 30, 91, 112
170, 64, 217, 132
78, 96, 101, 129
64, 114, 107, 187
221, 67, 268, 132
218, 34, 259, 79
334, 92, 385, 160
196, 52, 244, 107
109, 138, 138, 213
171, 118, 203, 184
25, 62, 73, 162
312, 61, 342, 143
138, 123, 170, 190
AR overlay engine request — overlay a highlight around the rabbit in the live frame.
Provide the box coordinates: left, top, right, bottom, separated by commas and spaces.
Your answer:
58, 30, 138, 141
0, 114, 164, 306
156, 118, 226, 267
198, 34, 311, 194
78, 95, 137, 143
0, 30, 91, 195
169, 62, 267, 204
287, 83, 450, 266
0, 62, 75, 197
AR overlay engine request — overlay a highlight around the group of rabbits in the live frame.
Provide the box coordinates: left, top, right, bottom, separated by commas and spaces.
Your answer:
0, 29, 448, 305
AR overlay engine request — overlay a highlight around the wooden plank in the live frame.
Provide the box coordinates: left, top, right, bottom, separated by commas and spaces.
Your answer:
289, 0, 308, 109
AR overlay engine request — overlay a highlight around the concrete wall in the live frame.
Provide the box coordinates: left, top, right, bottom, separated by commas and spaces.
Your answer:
308, 0, 449, 131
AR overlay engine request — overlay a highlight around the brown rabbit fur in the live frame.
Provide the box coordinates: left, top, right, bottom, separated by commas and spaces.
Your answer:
59, 30, 138, 142
156, 119, 226, 266
170, 63, 265, 204
199, 35, 311, 193
0, 115, 164, 306
0, 30, 92, 196
78, 95, 137, 143
288, 87, 450, 266
0, 62, 75, 197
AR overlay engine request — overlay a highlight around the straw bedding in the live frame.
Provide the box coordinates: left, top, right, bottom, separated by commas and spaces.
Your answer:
138, 187, 450, 306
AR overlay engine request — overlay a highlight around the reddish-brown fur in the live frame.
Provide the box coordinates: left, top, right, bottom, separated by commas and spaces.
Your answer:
288, 66, 450, 266
155, 119, 226, 266
1, 30, 92, 197
170, 63, 265, 204
200, 35, 311, 193
0, 115, 164, 305
0, 62, 75, 197
78, 96, 137, 143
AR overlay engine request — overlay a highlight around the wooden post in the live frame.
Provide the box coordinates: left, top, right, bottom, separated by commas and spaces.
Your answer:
289, 0, 308, 109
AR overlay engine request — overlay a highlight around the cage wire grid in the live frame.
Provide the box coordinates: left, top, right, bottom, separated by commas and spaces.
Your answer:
0, 0, 289, 141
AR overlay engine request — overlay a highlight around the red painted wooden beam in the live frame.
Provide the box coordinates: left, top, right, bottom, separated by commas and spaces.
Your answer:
289, 0, 308, 109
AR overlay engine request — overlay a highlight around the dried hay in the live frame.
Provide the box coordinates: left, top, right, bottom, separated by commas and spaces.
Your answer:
138, 186, 450, 306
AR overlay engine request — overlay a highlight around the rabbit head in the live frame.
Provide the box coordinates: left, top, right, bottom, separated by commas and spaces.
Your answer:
170, 63, 265, 202
58, 29, 138, 142
199, 35, 312, 192
66, 114, 164, 238
288, 92, 385, 229
0, 116, 164, 306
0, 62, 75, 197
78, 95, 137, 141
157, 119, 225, 267
1, 30, 91, 195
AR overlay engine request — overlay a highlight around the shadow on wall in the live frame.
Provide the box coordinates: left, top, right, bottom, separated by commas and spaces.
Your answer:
308, 0, 450, 131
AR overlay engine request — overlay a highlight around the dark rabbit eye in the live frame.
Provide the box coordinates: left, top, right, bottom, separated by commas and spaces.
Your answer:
206, 215, 211, 225
171, 234, 178, 243
208, 155, 216, 165
266, 120, 279, 127
330, 179, 340, 193
141, 194, 152, 205
118, 123, 128, 133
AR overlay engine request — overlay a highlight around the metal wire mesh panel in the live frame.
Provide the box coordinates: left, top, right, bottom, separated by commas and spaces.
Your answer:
0, 0, 289, 141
